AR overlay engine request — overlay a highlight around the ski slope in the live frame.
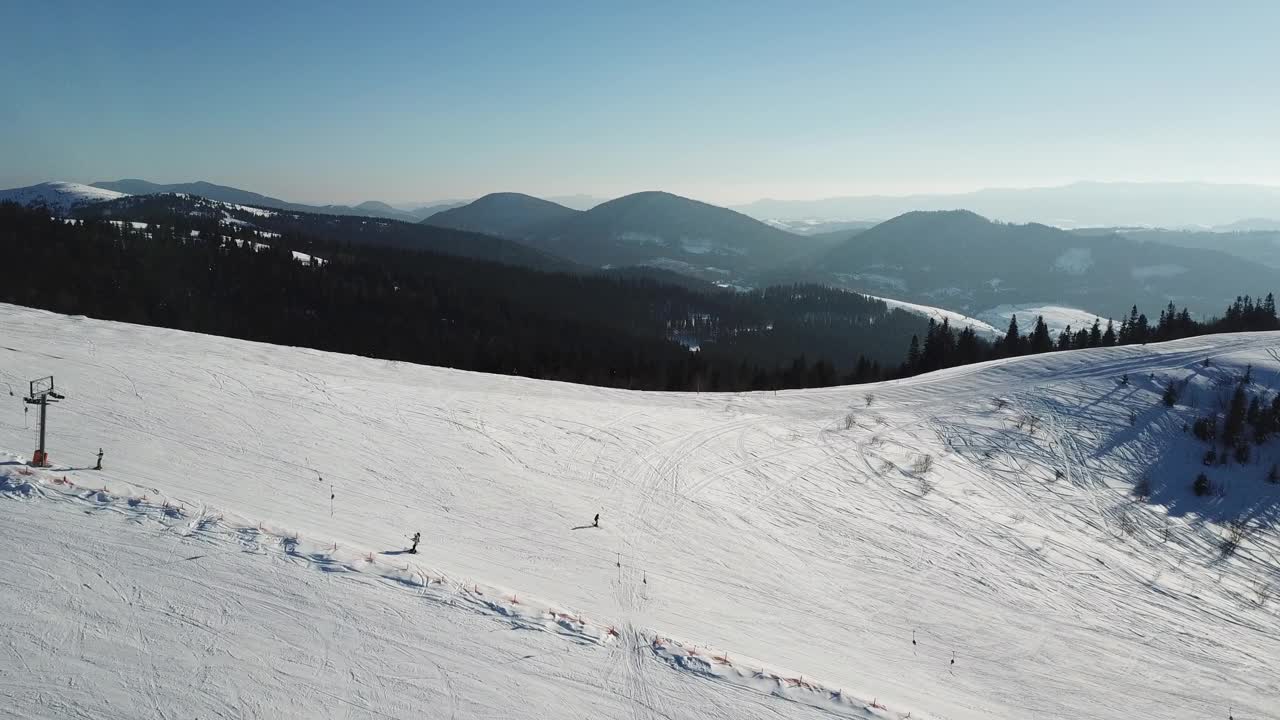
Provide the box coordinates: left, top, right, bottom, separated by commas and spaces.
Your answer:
1, 304, 1278, 720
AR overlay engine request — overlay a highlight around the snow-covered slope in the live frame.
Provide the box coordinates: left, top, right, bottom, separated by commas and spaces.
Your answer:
0, 181, 127, 212
864, 294, 1002, 337
977, 303, 1109, 336
1, 304, 1277, 720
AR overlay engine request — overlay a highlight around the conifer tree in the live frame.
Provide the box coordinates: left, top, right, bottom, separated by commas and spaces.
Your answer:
1134, 313, 1150, 343
906, 334, 921, 370
1223, 382, 1249, 448
1057, 325, 1073, 351
956, 326, 980, 365
1003, 315, 1021, 356
1102, 320, 1117, 347
1029, 315, 1053, 353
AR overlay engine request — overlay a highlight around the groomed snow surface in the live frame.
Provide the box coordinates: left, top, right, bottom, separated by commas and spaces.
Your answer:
1, 304, 1277, 720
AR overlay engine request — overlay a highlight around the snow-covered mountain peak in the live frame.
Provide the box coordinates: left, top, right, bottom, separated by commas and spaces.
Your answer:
0, 181, 129, 213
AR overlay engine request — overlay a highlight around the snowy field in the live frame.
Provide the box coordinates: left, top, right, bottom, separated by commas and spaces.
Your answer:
1, 304, 1278, 720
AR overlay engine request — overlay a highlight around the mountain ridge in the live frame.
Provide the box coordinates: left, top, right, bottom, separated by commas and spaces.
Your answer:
91, 179, 425, 222
424, 192, 580, 237
811, 209, 1280, 317
734, 181, 1280, 228
0, 181, 129, 212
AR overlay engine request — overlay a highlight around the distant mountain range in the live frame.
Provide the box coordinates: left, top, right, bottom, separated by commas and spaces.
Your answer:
88, 179, 465, 223
7, 177, 1280, 320
407, 200, 469, 219
1074, 227, 1280, 270
545, 194, 608, 211
427, 190, 828, 280
734, 181, 1280, 228
803, 210, 1280, 317
1213, 218, 1280, 232
72, 192, 573, 273
761, 219, 878, 236
85, 180, 604, 220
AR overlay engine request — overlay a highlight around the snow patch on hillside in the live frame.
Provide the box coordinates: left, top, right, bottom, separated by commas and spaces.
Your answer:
834, 272, 907, 292
617, 231, 667, 247
977, 303, 1108, 334
224, 202, 276, 217
0, 181, 128, 213
292, 250, 326, 266
1053, 247, 1094, 274
864, 294, 1001, 337
1131, 264, 1189, 281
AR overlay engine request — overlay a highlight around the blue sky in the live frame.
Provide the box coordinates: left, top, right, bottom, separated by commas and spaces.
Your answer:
2, 0, 1277, 205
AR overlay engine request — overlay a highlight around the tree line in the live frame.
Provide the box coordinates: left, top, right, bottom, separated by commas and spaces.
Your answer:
899, 296, 1279, 379
4, 202, 1276, 393
0, 203, 923, 391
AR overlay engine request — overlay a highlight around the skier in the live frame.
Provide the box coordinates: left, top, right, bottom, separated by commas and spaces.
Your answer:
408, 532, 421, 554
592, 513, 599, 528
94, 448, 103, 471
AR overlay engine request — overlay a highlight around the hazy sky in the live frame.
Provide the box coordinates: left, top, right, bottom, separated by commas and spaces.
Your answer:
3, 1, 1277, 205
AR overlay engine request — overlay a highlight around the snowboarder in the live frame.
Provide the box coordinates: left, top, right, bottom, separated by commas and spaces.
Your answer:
592, 513, 599, 528
94, 448, 103, 471
409, 532, 421, 554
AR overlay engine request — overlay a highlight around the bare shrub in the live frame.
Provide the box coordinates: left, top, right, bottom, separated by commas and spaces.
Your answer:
843, 412, 856, 430
864, 392, 875, 408
912, 454, 934, 475
1115, 508, 1136, 537
992, 397, 1010, 411
1193, 472, 1212, 497
1255, 581, 1274, 608
1220, 519, 1250, 558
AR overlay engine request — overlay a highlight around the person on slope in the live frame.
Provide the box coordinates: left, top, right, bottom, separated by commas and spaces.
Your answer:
409, 532, 421, 554
593, 513, 599, 528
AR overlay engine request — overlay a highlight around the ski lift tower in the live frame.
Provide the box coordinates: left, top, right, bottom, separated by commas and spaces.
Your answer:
24, 376, 65, 467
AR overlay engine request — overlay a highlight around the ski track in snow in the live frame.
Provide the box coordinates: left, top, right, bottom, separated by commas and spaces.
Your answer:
0, 303, 1278, 719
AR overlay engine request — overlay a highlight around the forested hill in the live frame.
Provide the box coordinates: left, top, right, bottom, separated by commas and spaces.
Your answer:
72, 193, 574, 273
811, 209, 1280, 317
1, 202, 928, 391
423, 192, 579, 237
